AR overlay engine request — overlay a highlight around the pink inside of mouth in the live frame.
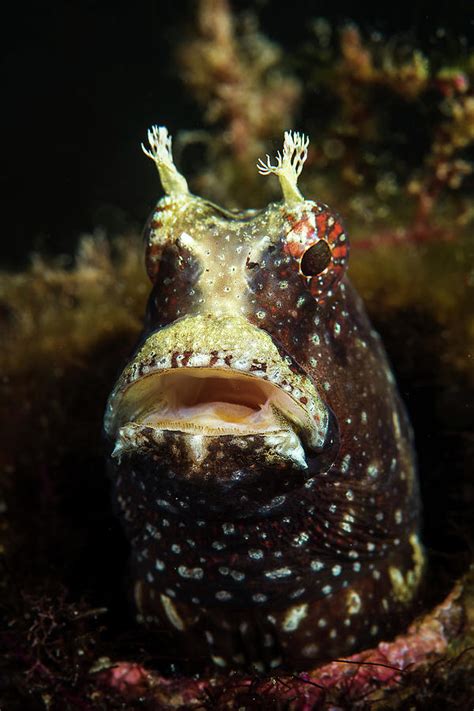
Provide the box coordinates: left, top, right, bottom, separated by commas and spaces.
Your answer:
113, 368, 314, 437
143, 372, 276, 429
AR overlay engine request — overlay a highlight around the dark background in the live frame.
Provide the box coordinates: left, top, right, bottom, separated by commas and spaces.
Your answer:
1, 0, 472, 268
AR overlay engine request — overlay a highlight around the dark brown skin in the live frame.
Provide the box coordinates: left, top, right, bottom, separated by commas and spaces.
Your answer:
104, 128, 424, 671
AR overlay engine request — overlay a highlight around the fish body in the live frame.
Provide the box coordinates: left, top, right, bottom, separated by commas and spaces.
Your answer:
104, 129, 423, 670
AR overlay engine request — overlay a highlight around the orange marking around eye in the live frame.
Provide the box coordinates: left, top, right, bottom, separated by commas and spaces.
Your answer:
282, 204, 349, 301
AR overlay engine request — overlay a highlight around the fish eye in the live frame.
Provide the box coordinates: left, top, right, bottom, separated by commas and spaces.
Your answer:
283, 208, 349, 301
300, 240, 332, 277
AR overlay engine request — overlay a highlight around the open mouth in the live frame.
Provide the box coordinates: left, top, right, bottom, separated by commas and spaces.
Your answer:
104, 316, 332, 468
107, 368, 324, 442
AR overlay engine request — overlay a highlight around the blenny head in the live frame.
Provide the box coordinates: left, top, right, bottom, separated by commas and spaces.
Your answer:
104, 128, 345, 518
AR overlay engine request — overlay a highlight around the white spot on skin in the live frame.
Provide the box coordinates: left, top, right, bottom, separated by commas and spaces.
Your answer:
211, 655, 227, 667
249, 549, 264, 560
332, 564, 342, 576
347, 590, 362, 615
341, 454, 351, 473
311, 560, 324, 571
186, 434, 210, 463
367, 463, 379, 478
292, 532, 310, 546
392, 411, 401, 438
282, 604, 308, 632
177, 566, 204, 580
160, 594, 185, 631
265, 567, 293, 579
216, 590, 232, 601
253, 593, 267, 603
187, 353, 210, 368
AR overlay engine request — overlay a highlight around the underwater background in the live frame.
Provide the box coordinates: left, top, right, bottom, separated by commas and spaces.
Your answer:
1, 0, 473, 708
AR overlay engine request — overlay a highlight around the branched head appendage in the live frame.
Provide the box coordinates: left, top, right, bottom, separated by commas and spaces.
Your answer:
142, 126, 189, 197
257, 131, 309, 204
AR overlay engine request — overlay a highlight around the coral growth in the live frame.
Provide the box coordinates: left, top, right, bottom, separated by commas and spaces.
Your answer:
176, 0, 301, 206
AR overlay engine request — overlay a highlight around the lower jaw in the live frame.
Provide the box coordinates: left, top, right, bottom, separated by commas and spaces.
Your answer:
112, 421, 308, 471
110, 436, 312, 521
109, 413, 340, 519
